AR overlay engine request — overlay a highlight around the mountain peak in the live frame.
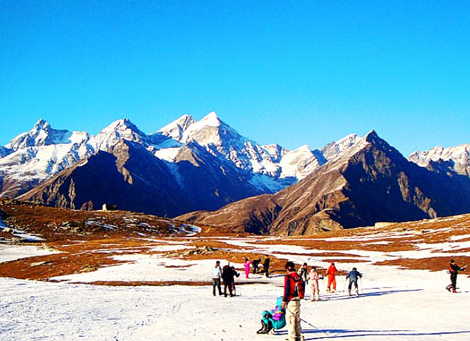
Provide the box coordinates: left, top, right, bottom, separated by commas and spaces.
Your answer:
158, 114, 196, 141
6, 119, 71, 151
34, 118, 50, 130
105, 118, 139, 131
92, 118, 149, 151
364, 130, 379, 141
200, 111, 221, 127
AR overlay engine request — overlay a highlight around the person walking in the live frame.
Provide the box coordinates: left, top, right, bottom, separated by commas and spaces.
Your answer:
446, 259, 466, 293
263, 256, 271, 278
307, 266, 322, 301
326, 262, 339, 293
211, 260, 223, 296
282, 261, 305, 341
244, 258, 253, 279
346, 267, 362, 296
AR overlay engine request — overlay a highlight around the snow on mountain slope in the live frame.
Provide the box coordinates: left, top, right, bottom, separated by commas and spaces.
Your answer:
320, 133, 362, 161
0, 146, 10, 158
409, 144, 470, 177
0, 114, 364, 198
6, 119, 72, 151
89, 119, 151, 151
158, 112, 327, 182
0, 121, 95, 196
157, 114, 195, 141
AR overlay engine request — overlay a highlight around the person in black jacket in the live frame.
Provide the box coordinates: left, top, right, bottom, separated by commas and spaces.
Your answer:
252, 259, 261, 274
446, 259, 466, 293
263, 257, 271, 278
222, 263, 236, 297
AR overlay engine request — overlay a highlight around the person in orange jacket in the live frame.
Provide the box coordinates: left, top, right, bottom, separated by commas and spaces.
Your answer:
326, 262, 339, 293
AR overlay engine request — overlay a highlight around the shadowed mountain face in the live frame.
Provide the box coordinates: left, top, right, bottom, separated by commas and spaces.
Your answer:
178, 132, 470, 235
19, 140, 263, 217
1, 114, 338, 199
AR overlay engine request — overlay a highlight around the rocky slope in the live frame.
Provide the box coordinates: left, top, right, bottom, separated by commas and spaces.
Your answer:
18, 139, 264, 217
179, 131, 470, 235
1, 113, 354, 199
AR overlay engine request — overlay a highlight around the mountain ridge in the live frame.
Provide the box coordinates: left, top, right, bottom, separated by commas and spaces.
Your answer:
178, 131, 470, 235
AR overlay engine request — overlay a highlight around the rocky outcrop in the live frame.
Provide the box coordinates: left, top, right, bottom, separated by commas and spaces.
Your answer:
178, 131, 470, 235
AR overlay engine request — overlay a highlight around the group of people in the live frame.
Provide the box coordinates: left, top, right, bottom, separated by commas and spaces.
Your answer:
211, 257, 271, 297
257, 261, 364, 341
244, 257, 271, 278
212, 256, 468, 341
211, 260, 240, 297
296, 261, 363, 300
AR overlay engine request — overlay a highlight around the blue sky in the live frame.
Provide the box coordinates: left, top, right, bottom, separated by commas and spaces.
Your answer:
1, 1, 469, 156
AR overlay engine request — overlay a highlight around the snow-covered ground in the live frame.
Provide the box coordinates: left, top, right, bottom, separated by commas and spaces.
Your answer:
1, 242, 469, 341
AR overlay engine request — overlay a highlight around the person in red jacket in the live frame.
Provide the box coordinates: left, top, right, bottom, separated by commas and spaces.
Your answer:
326, 262, 339, 293
282, 261, 305, 341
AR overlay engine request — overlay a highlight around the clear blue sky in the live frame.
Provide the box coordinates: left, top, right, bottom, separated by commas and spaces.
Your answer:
1, 1, 469, 156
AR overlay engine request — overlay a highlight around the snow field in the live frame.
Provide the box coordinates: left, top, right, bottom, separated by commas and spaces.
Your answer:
1, 270, 469, 341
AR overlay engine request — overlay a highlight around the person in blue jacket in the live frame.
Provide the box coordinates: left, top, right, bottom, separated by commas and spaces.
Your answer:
346, 267, 362, 296
256, 296, 286, 334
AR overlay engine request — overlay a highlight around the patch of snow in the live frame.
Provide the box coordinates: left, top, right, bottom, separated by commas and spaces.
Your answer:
0, 244, 58, 263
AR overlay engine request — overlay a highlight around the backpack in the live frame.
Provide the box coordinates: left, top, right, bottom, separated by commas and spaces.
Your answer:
291, 274, 305, 299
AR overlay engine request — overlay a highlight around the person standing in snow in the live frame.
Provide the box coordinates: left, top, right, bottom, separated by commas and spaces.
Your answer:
222, 262, 236, 297
297, 263, 309, 284
263, 256, 271, 278
307, 266, 323, 301
282, 261, 305, 341
252, 259, 261, 274
346, 267, 362, 296
446, 259, 466, 293
244, 257, 253, 279
230, 265, 240, 295
326, 262, 339, 293
211, 260, 223, 296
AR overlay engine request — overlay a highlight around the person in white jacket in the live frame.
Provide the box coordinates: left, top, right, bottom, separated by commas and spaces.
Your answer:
307, 266, 323, 301
212, 260, 223, 296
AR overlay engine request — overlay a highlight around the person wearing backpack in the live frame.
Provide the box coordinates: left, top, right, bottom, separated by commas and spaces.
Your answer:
282, 261, 305, 341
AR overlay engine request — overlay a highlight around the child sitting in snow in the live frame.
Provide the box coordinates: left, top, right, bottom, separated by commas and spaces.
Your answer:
256, 296, 286, 334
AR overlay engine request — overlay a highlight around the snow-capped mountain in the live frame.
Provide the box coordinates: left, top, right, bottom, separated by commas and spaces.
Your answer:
6, 119, 73, 151
156, 112, 331, 190
89, 119, 152, 152
0, 112, 361, 203
0, 120, 94, 197
179, 131, 470, 235
409, 144, 470, 177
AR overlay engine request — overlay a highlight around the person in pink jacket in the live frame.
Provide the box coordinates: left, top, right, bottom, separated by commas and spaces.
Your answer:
307, 266, 323, 301
244, 258, 253, 278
